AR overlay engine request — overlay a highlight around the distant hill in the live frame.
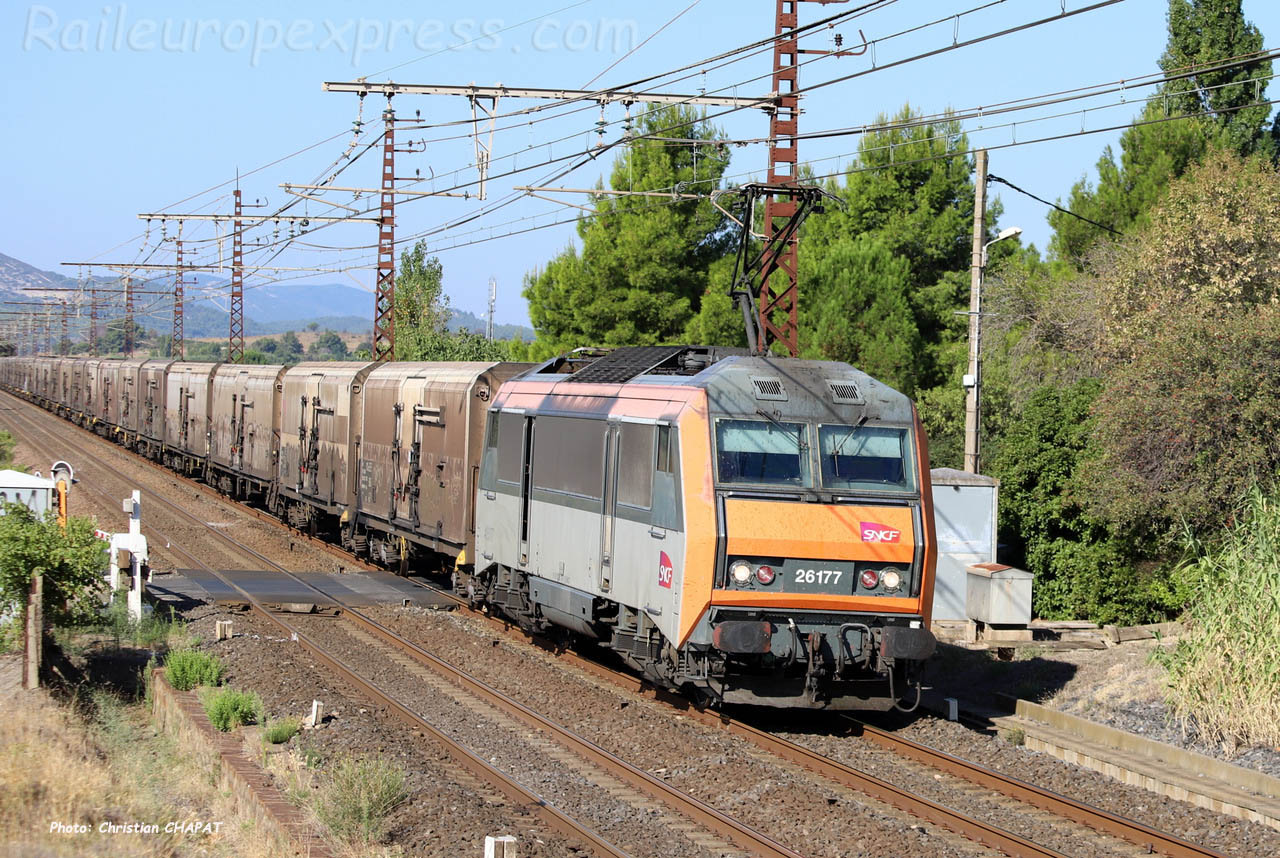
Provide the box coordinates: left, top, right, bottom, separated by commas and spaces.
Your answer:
0, 253, 534, 342
0, 252, 115, 305
449, 308, 533, 341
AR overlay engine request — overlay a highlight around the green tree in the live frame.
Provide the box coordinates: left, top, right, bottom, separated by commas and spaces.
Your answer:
0, 505, 107, 627
394, 242, 450, 361
1049, 0, 1272, 264
307, 330, 348, 360
1086, 308, 1280, 538
683, 256, 747, 347
801, 105, 979, 391
799, 235, 920, 393
279, 331, 303, 361
1161, 0, 1273, 157
524, 105, 733, 349
989, 381, 1162, 623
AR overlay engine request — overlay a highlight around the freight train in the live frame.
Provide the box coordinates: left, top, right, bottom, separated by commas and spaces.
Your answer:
4, 346, 937, 710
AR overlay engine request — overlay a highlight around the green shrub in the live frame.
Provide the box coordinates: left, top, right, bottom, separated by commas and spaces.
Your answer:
0, 615, 19, 654
200, 688, 264, 732
164, 649, 225, 691
263, 717, 301, 745
315, 757, 409, 845
1154, 487, 1280, 753
990, 380, 1165, 624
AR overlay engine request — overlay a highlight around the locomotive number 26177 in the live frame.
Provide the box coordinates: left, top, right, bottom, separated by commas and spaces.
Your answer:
794, 568, 843, 585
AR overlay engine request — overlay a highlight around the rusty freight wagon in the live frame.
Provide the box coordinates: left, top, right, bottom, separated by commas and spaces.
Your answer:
163, 361, 220, 474
276, 362, 375, 532
350, 361, 530, 569
208, 363, 287, 500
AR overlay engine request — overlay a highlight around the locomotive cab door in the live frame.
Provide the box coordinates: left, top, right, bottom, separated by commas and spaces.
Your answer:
518, 415, 534, 567
598, 419, 621, 593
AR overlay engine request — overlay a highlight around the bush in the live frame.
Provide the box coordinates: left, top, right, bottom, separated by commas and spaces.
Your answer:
1085, 307, 1280, 539
315, 757, 409, 845
0, 615, 19, 654
1154, 487, 1280, 753
200, 688, 264, 732
989, 380, 1167, 624
263, 718, 301, 745
165, 649, 225, 691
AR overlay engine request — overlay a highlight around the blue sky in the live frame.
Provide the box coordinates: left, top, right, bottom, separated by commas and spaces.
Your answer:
4, 1, 1279, 330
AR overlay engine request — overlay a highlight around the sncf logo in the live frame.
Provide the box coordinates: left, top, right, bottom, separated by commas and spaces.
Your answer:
657, 551, 674, 589
860, 522, 902, 544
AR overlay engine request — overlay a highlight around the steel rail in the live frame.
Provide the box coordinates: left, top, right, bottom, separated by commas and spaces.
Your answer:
843, 718, 1228, 858
0, 396, 631, 858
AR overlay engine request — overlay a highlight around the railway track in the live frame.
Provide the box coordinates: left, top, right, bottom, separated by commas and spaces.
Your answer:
0, 391, 1239, 858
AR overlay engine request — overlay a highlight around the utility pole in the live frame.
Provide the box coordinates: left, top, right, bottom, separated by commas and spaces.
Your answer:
59, 301, 68, 355
756, 0, 856, 357
173, 237, 186, 359
123, 276, 135, 356
89, 286, 98, 355
373, 105, 396, 361
964, 150, 989, 474
487, 277, 496, 341
230, 189, 244, 363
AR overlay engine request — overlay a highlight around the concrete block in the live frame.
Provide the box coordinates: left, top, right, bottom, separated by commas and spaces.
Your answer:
303, 700, 324, 730
484, 835, 518, 858
215, 620, 233, 641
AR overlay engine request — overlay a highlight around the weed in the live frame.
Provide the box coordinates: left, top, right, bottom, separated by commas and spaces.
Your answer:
200, 687, 264, 732
300, 739, 324, 769
1003, 726, 1026, 746
0, 614, 19, 654
164, 649, 225, 691
314, 756, 409, 845
1155, 487, 1280, 753
141, 656, 158, 709
263, 717, 301, 745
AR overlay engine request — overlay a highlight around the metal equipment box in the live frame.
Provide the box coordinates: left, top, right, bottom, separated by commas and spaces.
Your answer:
0, 470, 55, 515
965, 562, 1033, 625
929, 468, 999, 621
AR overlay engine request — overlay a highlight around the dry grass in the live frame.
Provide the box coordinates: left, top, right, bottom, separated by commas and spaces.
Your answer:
0, 685, 298, 858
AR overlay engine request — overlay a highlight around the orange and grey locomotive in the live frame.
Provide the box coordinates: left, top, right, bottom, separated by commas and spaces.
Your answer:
466, 346, 937, 710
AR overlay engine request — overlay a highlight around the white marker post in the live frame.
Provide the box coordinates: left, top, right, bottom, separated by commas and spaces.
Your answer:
105, 491, 148, 623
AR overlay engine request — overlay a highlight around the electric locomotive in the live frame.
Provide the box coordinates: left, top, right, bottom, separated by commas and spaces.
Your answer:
466, 345, 937, 710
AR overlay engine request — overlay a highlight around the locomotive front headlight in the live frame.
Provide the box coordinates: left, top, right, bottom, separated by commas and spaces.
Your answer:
881, 569, 902, 592
731, 561, 753, 585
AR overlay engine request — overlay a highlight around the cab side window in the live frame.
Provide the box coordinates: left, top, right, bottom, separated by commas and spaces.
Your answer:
651, 425, 682, 531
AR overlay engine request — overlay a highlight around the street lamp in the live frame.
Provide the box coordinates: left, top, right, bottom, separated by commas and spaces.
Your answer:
962, 225, 1021, 474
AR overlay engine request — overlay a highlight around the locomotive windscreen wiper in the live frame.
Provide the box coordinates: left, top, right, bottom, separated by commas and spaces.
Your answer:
755, 408, 806, 451
828, 415, 869, 477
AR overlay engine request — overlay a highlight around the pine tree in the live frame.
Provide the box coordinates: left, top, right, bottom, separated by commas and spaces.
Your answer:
523, 106, 733, 349
1049, 0, 1272, 264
